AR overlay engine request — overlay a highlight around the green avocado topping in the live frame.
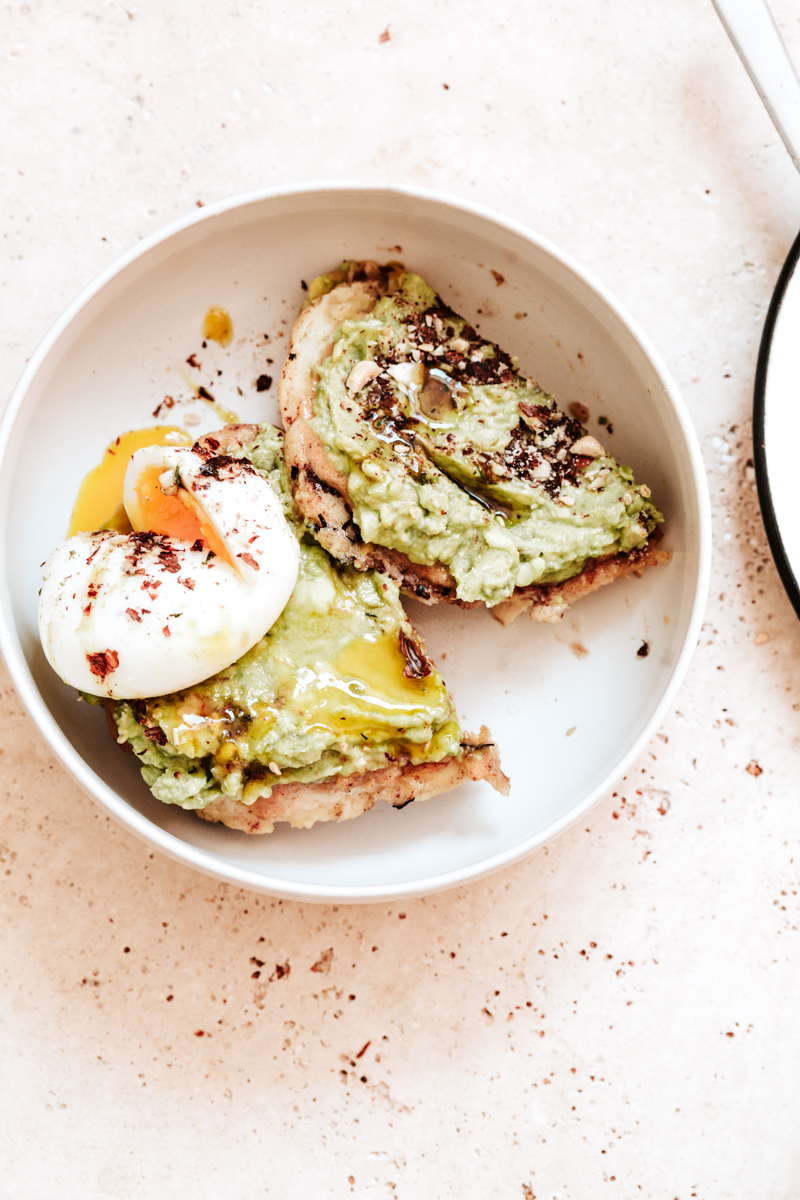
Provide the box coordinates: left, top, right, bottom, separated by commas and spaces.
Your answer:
307, 269, 662, 606
113, 425, 459, 811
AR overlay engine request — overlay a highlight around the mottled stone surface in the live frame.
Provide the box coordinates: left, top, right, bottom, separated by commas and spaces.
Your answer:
2, 1, 800, 1195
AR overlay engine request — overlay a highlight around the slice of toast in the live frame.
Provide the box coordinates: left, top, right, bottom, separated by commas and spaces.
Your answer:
279, 262, 670, 623
109, 699, 507, 835
107, 423, 508, 835
194, 728, 507, 834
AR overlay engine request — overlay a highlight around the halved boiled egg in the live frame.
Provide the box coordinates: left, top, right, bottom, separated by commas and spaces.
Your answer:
38, 444, 300, 699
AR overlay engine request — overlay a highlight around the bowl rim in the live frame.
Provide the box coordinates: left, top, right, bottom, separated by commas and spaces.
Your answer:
0, 180, 711, 903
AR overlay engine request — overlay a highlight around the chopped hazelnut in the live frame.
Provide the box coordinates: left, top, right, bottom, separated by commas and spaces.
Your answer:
569, 435, 606, 458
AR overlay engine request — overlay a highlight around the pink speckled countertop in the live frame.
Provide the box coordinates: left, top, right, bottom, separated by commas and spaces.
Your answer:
2, 1, 799, 1195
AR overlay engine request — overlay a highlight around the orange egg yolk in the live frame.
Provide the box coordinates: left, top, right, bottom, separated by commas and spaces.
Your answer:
132, 465, 235, 569
68, 426, 194, 536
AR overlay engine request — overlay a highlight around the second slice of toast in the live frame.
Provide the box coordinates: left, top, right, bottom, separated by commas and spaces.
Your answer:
279, 261, 669, 624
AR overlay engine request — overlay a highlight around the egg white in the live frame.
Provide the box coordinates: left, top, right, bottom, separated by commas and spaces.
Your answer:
38, 445, 300, 698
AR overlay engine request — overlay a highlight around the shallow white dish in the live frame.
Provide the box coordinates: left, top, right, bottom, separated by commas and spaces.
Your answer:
0, 183, 710, 903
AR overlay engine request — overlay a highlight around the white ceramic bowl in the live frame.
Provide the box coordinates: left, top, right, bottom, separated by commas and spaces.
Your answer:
0, 184, 710, 903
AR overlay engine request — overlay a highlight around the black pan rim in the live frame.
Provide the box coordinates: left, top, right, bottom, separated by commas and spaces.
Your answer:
753, 225, 800, 621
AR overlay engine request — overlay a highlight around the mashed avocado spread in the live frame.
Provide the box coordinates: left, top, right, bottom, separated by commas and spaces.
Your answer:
112, 425, 459, 811
308, 268, 662, 606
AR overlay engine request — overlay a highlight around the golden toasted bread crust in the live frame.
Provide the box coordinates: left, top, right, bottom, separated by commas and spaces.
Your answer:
193, 728, 508, 834
280, 281, 382, 425
491, 536, 671, 625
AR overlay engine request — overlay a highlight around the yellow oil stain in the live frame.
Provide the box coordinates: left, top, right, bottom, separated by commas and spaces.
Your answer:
278, 633, 449, 741
333, 632, 442, 709
202, 306, 233, 346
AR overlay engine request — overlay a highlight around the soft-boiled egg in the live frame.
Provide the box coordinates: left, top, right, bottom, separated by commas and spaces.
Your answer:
39, 442, 300, 699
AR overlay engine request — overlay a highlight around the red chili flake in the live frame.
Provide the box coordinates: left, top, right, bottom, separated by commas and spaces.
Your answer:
239, 552, 259, 571
86, 650, 119, 681
310, 948, 333, 974
163, 625, 171, 637
491, 269, 505, 286
83, 604, 92, 615
186, 354, 201, 369
355, 1041, 371, 1059
180, 577, 195, 590
379, 26, 390, 41
269, 962, 290, 982
158, 548, 181, 574
87, 582, 100, 598
126, 608, 142, 622
746, 760, 763, 777
248, 534, 259, 544
198, 454, 257, 482
153, 395, 175, 418
194, 1030, 205, 1037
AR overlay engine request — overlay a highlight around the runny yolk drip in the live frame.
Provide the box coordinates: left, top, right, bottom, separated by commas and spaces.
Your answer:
68, 426, 193, 536
131, 465, 235, 569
